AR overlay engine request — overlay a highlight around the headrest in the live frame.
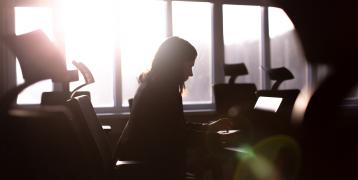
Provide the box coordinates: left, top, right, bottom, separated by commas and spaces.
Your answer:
268, 67, 294, 90
2, 30, 68, 83
224, 63, 248, 84
269, 67, 294, 81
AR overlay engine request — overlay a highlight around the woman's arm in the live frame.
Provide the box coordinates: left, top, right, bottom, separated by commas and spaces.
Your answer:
186, 117, 234, 132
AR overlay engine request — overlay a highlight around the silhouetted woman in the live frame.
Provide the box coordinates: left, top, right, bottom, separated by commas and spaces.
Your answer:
116, 37, 197, 180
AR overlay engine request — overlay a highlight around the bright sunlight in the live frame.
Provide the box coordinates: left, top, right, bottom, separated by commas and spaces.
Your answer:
15, 1, 295, 108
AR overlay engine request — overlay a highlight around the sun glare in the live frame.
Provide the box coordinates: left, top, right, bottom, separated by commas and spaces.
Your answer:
15, 7, 54, 39
15, 0, 168, 106
58, 0, 167, 106
58, 0, 116, 107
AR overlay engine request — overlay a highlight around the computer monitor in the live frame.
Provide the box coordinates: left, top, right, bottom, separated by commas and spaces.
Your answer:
255, 89, 300, 115
254, 96, 283, 113
249, 89, 300, 141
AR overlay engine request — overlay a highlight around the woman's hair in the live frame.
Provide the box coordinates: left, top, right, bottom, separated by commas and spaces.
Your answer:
138, 36, 197, 93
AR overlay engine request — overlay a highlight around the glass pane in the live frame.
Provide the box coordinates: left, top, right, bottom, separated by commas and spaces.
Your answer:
15, 7, 53, 104
118, 1, 167, 106
269, 7, 307, 89
223, 5, 261, 87
172, 1, 213, 104
62, 0, 116, 107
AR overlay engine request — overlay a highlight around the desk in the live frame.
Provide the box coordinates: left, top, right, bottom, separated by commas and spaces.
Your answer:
187, 129, 246, 180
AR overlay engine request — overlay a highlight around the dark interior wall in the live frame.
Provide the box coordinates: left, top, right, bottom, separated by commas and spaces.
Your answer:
0, 0, 16, 97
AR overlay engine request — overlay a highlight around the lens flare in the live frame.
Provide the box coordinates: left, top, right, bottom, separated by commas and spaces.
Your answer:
234, 135, 301, 180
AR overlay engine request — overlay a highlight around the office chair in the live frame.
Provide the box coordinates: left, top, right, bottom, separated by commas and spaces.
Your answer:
226, 67, 302, 180
66, 95, 143, 180
0, 78, 107, 180
1, 29, 134, 179
1, 105, 97, 180
213, 63, 257, 131
66, 95, 114, 179
41, 60, 94, 106
249, 67, 300, 142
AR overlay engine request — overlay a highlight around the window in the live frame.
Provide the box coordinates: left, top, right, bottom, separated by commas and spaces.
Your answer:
269, 7, 307, 90
13, 1, 309, 113
172, 1, 212, 105
117, 1, 167, 107
63, 0, 116, 107
223, 5, 262, 87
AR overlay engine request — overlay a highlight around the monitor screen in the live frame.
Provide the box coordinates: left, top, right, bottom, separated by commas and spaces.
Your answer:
254, 96, 283, 112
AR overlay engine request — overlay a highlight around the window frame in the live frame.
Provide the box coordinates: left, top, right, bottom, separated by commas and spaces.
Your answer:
7, 0, 315, 115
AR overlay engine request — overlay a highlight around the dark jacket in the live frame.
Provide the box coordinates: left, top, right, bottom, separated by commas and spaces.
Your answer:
116, 77, 186, 179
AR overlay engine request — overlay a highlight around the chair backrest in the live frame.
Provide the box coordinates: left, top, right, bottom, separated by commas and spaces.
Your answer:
1, 106, 93, 180
268, 67, 294, 90
249, 89, 300, 142
66, 95, 113, 178
248, 67, 300, 142
214, 84, 257, 117
213, 63, 257, 129
41, 91, 90, 106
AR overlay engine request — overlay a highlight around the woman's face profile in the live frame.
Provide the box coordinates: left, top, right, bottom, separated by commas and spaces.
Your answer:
182, 60, 195, 82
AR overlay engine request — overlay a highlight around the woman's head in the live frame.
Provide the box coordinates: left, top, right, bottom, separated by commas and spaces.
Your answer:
149, 36, 197, 85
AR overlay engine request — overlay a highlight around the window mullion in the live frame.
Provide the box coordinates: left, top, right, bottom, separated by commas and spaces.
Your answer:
260, 6, 271, 90
166, 0, 173, 37
212, 1, 225, 85
0, 1, 16, 96
210, 1, 224, 109
114, 8, 124, 113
